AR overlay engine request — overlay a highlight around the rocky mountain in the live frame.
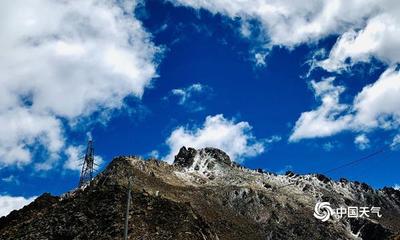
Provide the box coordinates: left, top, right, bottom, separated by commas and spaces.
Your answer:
0, 147, 399, 240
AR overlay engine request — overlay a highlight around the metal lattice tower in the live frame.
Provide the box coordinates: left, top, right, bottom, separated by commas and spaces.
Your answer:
78, 139, 95, 187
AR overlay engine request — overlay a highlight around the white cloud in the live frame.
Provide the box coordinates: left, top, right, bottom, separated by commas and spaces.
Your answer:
63, 146, 84, 171
265, 135, 282, 144
394, 184, 400, 190
291, 67, 400, 141
0, 0, 159, 168
354, 134, 370, 150
391, 135, 400, 150
352, 68, 400, 129
322, 142, 335, 152
163, 114, 268, 163
240, 21, 252, 38
167, 83, 211, 111
170, 0, 379, 48
0, 195, 36, 217
64, 145, 103, 172
289, 77, 352, 141
0, 108, 64, 170
147, 150, 160, 159
171, 83, 206, 105
320, 11, 400, 72
254, 52, 267, 67
1, 175, 20, 185
170, 0, 400, 72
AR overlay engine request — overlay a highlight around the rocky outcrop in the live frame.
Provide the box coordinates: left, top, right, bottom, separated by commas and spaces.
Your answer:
0, 147, 399, 239
174, 147, 233, 169
173, 146, 198, 168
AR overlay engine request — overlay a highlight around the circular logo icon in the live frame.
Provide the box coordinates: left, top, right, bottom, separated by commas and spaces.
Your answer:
313, 202, 334, 222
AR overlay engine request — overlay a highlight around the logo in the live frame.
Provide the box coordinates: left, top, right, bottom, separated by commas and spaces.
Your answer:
314, 202, 382, 222
313, 202, 334, 222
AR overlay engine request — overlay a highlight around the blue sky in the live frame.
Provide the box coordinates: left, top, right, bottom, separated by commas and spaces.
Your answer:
1, 0, 400, 215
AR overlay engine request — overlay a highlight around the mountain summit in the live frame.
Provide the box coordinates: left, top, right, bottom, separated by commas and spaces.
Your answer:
0, 147, 399, 239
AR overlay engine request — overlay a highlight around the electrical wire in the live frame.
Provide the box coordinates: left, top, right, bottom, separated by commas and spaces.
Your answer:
275, 146, 389, 190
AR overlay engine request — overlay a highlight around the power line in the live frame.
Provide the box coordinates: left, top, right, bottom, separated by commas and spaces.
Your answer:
276, 146, 389, 190
321, 147, 386, 175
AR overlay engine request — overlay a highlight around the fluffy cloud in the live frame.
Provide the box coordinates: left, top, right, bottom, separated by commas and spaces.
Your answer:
291, 67, 400, 141
0, 109, 63, 168
289, 77, 352, 141
163, 114, 272, 163
63, 145, 85, 171
394, 184, 400, 190
320, 8, 400, 71
170, 0, 399, 71
0, 195, 36, 217
170, 0, 379, 47
0, 0, 159, 168
354, 134, 370, 150
352, 68, 400, 129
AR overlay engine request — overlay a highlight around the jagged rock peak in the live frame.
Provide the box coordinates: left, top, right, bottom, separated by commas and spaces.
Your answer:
173, 146, 233, 169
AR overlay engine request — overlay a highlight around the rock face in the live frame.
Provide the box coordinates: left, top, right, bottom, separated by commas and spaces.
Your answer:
0, 147, 399, 239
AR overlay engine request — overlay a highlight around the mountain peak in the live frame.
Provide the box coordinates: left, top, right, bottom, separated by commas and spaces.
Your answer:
173, 146, 233, 169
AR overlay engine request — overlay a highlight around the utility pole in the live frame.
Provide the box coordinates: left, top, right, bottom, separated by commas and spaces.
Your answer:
124, 177, 132, 240
78, 139, 95, 188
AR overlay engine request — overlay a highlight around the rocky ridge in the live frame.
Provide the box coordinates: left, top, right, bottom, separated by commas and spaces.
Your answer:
0, 147, 399, 239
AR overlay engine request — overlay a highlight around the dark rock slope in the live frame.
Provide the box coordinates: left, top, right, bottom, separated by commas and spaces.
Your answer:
0, 147, 399, 239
